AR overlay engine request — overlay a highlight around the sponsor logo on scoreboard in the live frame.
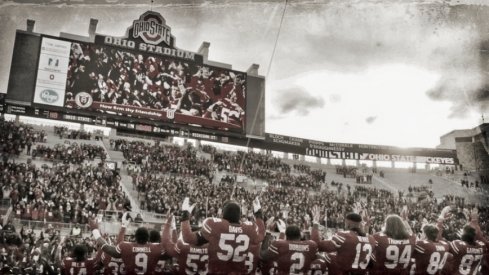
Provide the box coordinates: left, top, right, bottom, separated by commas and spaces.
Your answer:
132, 11, 172, 46
95, 11, 200, 62
75, 92, 93, 108
39, 89, 59, 104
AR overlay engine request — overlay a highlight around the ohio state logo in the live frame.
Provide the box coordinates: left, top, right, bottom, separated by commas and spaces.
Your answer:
166, 109, 175, 119
132, 11, 172, 46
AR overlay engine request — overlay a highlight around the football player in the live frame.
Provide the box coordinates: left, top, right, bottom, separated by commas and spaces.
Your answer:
90, 213, 167, 275
180, 197, 265, 274
311, 210, 375, 275
444, 209, 488, 275
260, 220, 318, 275
371, 213, 415, 275
61, 244, 97, 275
412, 224, 450, 275
163, 213, 209, 274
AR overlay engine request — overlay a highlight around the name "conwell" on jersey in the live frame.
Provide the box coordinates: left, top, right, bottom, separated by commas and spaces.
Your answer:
132, 247, 152, 253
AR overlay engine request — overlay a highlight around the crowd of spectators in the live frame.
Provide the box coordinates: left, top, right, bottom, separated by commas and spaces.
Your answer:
2, 124, 489, 273
2, 176, 488, 273
113, 140, 489, 241
127, 140, 489, 241
0, 220, 99, 274
335, 164, 377, 183
54, 126, 92, 140
114, 139, 213, 179
0, 119, 46, 160
212, 150, 325, 189
32, 143, 107, 164
2, 160, 130, 225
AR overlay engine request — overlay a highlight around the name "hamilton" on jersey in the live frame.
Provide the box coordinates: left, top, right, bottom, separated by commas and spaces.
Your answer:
190, 247, 208, 254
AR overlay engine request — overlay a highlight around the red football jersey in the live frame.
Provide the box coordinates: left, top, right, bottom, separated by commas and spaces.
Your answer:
371, 233, 415, 275
173, 240, 209, 275
163, 222, 209, 275
315, 230, 375, 275
309, 254, 332, 275
199, 217, 265, 274
115, 242, 165, 275
62, 257, 97, 275
412, 240, 450, 275
448, 239, 486, 275
264, 239, 318, 275
101, 253, 126, 275
245, 243, 261, 274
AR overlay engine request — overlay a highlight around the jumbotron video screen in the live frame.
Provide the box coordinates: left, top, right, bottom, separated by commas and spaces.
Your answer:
33, 37, 247, 133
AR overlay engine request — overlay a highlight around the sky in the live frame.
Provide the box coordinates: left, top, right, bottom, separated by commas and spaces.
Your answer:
1, 0, 489, 148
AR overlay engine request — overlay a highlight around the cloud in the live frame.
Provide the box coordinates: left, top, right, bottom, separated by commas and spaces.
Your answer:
365, 116, 377, 124
271, 2, 489, 118
275, 86, 325, 116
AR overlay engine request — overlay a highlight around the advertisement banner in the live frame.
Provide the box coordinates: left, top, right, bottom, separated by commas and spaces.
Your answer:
304, 148, 456, 164
263, 134, 457, 164
33, 38, 71, 107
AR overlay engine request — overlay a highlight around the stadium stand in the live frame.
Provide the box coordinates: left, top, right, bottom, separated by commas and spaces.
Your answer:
1, 119, 489, 274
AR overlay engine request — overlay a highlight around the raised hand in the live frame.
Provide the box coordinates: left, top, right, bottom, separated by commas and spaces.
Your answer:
89, 217, 99, 231
181, 197, 197, 214
266, 216, 276, 231
253, 197, 261, 213
312, 205, 321, 224
276, 219, 286, 234
121, 212, 131, 228
438, 205, 452, 222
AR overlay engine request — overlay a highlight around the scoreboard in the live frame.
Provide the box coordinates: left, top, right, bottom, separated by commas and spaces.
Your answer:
4, 11, 266, 139
2, 11, 457, 165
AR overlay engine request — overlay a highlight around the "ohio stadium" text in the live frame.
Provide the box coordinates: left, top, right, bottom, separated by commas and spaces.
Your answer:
103, 36, 195, 61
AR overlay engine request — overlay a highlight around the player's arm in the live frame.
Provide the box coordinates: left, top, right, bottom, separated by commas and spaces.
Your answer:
436, 206, 452, 241
317, 233, 340, 253
56, 237, 65, 264
260, 234, 280, 262
361, 209, 373, 235
400, 205, 414, 236
469, 209, 489, 244
311, 205, 322, 244
261, 218, 286, 261
162, 213, 178, 257
310, 206, 337, 252
116, 212, 129, 244
89, 217, 122, 258
253, 197, 266, 242
180, 197, 208, 245
171, 225, 178, 244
